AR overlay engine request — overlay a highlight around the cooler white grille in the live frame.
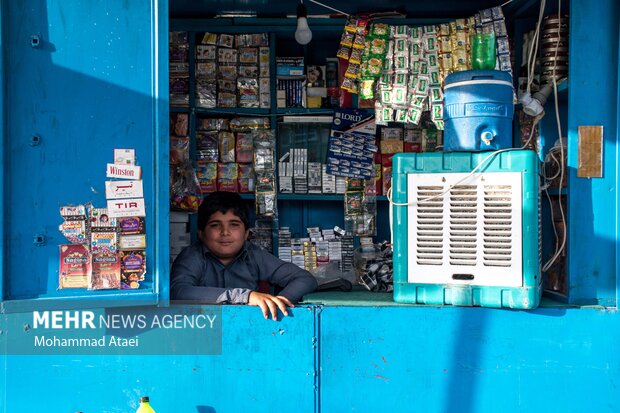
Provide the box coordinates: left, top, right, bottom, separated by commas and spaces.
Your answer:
407, 172, 523, 287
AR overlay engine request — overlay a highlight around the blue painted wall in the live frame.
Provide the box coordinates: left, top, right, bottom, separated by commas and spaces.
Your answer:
1, 0, 620, 412
567, 0, 619, 305
0, 0, 169, 304
0, 305, 319, 413
2, 303, 620, 412
320, 305, 620, 412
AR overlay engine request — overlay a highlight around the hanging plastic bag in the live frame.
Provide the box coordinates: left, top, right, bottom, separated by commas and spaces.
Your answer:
170, 161, 201, 212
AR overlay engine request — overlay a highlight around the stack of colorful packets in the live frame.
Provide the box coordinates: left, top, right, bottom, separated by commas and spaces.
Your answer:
336, 16, 370, 94
375, 25, 441, 128
358, 23, 390, 101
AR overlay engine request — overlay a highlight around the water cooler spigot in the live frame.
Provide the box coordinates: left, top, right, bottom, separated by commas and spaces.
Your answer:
481, 130, 494, 146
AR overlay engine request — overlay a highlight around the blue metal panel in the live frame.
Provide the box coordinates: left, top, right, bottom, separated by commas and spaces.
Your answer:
319, 305, 620, 412
617, 12, 620, 307
0, 0, 6, 304
567, 0, 619, 305
0, 305, 318, 412
1, 1, 169, 306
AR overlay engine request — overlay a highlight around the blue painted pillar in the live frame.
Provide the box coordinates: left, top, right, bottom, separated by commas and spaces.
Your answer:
567, 0, 619, 305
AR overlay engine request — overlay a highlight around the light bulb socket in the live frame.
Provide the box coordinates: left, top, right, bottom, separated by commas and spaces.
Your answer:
297, 2, 307, 18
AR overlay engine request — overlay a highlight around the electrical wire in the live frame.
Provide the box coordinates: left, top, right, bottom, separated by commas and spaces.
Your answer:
542, 149, 562, 180
526, 0, 546, 95
307, 0, 350, 17
542, 0, 567, 272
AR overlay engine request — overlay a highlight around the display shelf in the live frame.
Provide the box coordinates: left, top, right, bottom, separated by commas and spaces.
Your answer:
1, 290, 160, 313
194, 107, 272, 116
169, 20, 437, 251
237, 194, 389, 202
279, 193, 341, 201
276, 108, 335, 115
170, 106, 190, 113
278, 194, 388, 202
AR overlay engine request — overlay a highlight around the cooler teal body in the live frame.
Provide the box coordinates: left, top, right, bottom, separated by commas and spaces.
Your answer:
391, 150, 541, 309
443, 70, 514, 151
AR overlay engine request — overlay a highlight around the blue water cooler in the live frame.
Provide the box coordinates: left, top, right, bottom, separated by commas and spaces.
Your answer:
443, 70, 514, 151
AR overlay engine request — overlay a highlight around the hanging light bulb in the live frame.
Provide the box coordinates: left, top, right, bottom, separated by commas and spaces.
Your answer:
295, 1, 312, 45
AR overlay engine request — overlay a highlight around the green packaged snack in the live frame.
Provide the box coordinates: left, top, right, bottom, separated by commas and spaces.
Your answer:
395, 109, 408, 122
371, 23, 390, 38
369, 37, 387, 56
359, 79, 375, 100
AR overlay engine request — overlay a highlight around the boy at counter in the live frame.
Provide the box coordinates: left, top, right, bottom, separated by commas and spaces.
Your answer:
171, 191, 318, 320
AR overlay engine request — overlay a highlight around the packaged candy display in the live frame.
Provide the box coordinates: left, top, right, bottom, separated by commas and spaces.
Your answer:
90, 229, 117, 254
169, 31, 189, 106
218, 131, 236, 163
171, 112, 189, 136
230, 117, 270, 131
118, 216, 146, 236
237, 78, 260, 108
253, 129, 276, 172
235, 133, 254, 163
331, 7, 513, 128
120, 249, 146, 289
170, 137, 190, 165
217, 162, 239, 192
195, 32, 269, 109
253, 129, 277, 217
170, 113, 191, 168
170, 162, 201, 211
58, 150, 148, 291
90, 251, 121, 290
238, 163, 255, 193
59, 244, 91, 289
193, 117, 266, 195
195, 161, 218, 193
198, 118, 229, 131
344, 178, 377, 237
59, 205, 88, 244
195, 132, 219, 162
89, 206, 122, 290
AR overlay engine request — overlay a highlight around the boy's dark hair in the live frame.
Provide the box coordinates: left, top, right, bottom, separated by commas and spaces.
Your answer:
197, 191, 250, 231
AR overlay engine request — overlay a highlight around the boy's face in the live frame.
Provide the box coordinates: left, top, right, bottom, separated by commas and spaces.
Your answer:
198, 210, 249, 265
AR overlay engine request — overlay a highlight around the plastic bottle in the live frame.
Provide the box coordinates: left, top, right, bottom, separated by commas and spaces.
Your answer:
136, 396, 157, 413
472, 33, 497, 70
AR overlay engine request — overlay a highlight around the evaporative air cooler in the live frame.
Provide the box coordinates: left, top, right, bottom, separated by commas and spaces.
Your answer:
391, 150, 541, 309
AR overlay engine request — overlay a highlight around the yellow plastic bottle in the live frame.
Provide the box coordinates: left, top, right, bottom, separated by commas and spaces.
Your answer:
136, 396, 157, 413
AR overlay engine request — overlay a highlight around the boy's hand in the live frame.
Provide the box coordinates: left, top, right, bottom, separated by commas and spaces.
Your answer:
248, 292, 295, 320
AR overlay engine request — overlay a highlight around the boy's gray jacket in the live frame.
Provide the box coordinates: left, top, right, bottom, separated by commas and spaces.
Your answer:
170, 241, 318, 304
